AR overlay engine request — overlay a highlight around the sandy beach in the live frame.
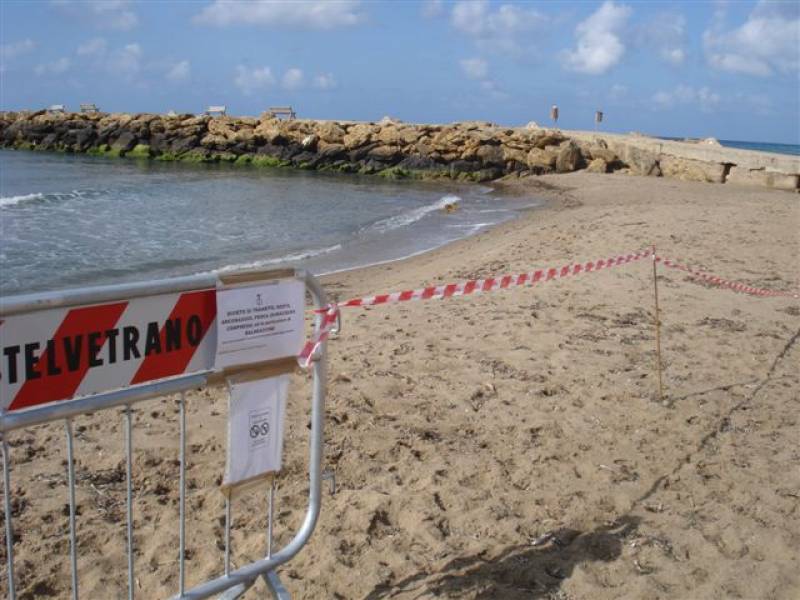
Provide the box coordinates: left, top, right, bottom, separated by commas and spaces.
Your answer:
2, 172, 799, 599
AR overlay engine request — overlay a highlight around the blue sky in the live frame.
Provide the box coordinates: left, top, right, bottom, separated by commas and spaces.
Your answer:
1, 0, 798, 143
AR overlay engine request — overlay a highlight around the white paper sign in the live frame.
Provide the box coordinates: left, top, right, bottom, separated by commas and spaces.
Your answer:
223, 375, 288, 488
215, 279, 304, 368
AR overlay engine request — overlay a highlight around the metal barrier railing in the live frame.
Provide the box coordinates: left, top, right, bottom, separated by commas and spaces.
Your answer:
0, 268, 329, 599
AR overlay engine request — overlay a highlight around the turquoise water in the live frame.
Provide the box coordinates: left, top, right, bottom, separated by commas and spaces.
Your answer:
718, 140, 800, 156
0, 150, 540, 296
659, 137, 799, 156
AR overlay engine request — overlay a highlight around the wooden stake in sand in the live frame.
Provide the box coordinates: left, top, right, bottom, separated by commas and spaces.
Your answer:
651, 245, 665, 403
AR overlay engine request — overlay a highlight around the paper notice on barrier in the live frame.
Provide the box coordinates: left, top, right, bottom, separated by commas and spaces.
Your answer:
223, 375, 288, 489
215, 279, 304, 368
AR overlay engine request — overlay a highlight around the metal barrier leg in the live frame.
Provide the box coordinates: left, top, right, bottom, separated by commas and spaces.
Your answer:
224, 497, 232, 577
1, 435, 16, 600
125, 406, 135, 600
179, 393, 187, 596
65, 419, 79, 600
262, 570, 290, 600
267, 478, 275, 559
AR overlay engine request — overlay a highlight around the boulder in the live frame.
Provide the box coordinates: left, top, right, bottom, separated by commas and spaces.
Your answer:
502, 146, 528, 164
367, 145, 400, 162
587, 146, 619, 165
555, 142, 583, 173
659, 156, 726, 183
110, 131, 138, 153
526, 148, 557, 170
200, 133, 232, 149
396, 127, 420, 146
301, 134, 319, 150
317, 122, 345, 144
585, 158, 608, 173
414, 138, 435, 156
397, 155, 441, 170
343, 124, 374, 149
170, 136, 200, 155
533, 132, 566, 149
376, 127, 401, 145
619, 145, 661, 176
475, 144, 504, 166
726, 167, 799, 191
317, 142, 346, 160
253, 124, 286, 145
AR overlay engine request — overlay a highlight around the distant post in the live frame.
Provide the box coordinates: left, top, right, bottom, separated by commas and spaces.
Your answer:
550, 104, 559, 127
595, 110, 603, 131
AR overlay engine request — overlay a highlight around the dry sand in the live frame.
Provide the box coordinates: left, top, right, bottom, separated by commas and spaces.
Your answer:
1, 172, 798, 599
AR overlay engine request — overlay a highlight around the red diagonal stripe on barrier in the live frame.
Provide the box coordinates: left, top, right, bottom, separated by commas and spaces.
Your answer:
9, 302, 129, 411
130, 290, 217, 385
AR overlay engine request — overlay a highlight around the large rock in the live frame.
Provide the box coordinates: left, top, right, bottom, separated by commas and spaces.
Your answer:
317, 122, 345, 144
367, 145, 400, 162
585, 158, 608, 173
475, 144, 504, 166
659, 155, 726, 183
726, 167, 799, 191
253, 123, 286, 145
555, 142, 583, 173
526, 148, 557, 170
110, 131, 138, 153
533, 131, 566, 149
376, 126, 401, 145
343, 124, 374, 149
619, 145, 661, 176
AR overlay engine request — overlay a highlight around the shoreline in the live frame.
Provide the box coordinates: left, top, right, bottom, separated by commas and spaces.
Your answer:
2, 172, 798, 599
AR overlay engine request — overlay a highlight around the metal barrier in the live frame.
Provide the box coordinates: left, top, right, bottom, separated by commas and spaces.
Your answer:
0, 268, 329, 599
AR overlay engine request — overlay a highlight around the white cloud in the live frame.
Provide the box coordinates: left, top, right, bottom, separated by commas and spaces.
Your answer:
313, 73, 337, 90
234, 65, 276, 95
195, 0, 364, 29
166, 60, 191, 83
51, 0, 138, 30
34, 57, 71, 76
652, 84, 721, 112
450, 0, 547, 55
562, 1, 632, 75
459, 57, 488, 80
77, 38, 107, 57
1, 39, 36, 61
282, 67, 304, 90
639, 13, 687, 65
107, 43, 142, 77
703, 0, 800, 76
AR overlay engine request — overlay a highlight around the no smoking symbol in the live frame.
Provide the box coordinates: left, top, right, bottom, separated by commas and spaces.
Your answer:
250, 421, 270, 439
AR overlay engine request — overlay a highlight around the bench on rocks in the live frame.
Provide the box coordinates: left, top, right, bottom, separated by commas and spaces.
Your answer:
47, 104, 66, 114
80, 103, 99, 114
266, 106, 296, 120
205, 105, 227, 116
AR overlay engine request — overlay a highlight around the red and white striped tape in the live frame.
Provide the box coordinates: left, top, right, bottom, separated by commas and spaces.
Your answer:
327, 250, 654, 311
298, 304, 340, 369
656, 256, 800, 299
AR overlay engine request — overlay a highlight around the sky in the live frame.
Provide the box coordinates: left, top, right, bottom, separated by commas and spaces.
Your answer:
1, 0, 799, 143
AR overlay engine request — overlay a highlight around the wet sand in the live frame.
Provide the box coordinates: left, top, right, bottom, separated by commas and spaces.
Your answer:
2, 172, 799, 599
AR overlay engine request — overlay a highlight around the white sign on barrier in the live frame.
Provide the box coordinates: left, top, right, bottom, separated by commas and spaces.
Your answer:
223, 375, 288, 489
215, 280, 304, 369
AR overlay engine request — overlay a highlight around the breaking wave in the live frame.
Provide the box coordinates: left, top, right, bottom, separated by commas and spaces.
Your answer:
369, 195, 461, 233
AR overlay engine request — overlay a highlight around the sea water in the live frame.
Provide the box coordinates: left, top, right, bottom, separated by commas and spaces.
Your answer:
0, 150, 540, 296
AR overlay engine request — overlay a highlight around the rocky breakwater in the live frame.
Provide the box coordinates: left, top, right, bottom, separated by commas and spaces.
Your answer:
1, 110, 798, 191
